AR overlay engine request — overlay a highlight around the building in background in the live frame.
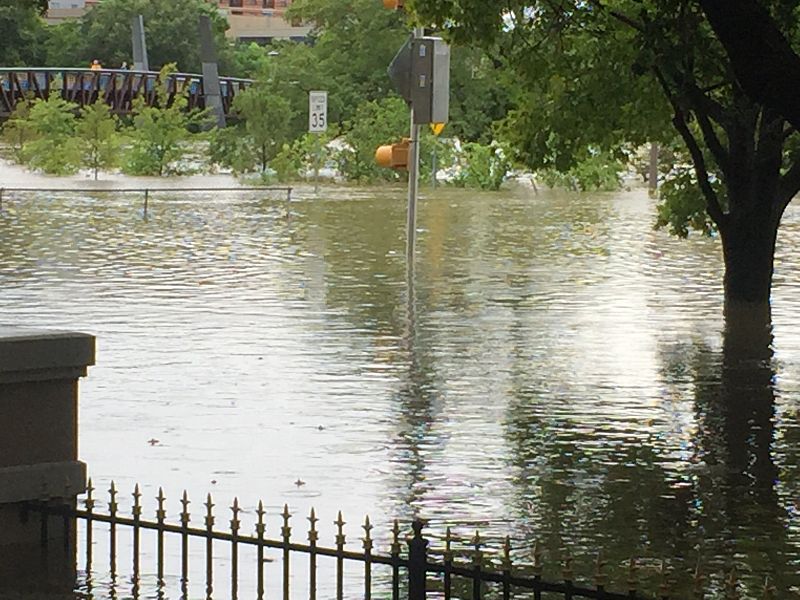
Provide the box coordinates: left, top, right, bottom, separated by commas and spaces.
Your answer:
46, 0, 311, 42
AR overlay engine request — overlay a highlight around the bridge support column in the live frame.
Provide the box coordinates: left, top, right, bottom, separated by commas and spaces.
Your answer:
0, 328, 95, 595
132, 14, 149, 72
199, 15, 226, 128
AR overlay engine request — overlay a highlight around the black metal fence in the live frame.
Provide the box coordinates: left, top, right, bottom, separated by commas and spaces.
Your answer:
29, 480, 772, 600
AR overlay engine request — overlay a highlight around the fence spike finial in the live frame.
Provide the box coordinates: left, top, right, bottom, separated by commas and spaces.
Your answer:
230, 497, 241, 533
762, 576, 775, 600
109, 481, 118, 515
627, 557, 638, 595
658, 560, 671, 598
725, 566, 738, 600
156, 487, 166, 522
281, 503, 291, 542
471, 530, 483, 568
362, 515, 373, 552
594, 551, 607, 589
502, 536, 512, 571
255, 500, 266, 536
205, 493, 215, 529
180, 490, 190, 528
307, 507, 318, 544
132, 483, 142, 519
335, 511, 346, 548
692, 560, 706, 599
444, 527, 453, 562
562, 549, 573, 582
391, 519, 401, 556
85, 478, 96, 511
532, 541, 543, 577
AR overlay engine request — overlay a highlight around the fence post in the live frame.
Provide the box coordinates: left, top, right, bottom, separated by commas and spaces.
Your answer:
0, 327, 95, 595
408, 520, 428, 600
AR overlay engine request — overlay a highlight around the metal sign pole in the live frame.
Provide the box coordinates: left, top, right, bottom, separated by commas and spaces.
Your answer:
406, 26, 424, 281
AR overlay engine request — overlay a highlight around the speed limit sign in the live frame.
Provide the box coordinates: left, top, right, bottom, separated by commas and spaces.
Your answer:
309, 91, 328, 133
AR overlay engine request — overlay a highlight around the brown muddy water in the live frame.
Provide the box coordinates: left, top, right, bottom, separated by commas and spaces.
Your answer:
1, 181, 799, 598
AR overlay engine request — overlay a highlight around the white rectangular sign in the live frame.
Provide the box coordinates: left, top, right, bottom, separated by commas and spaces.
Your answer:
308, 90, 328, 133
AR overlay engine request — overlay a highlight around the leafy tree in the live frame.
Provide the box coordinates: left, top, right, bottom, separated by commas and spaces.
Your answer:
450, 141, 511, 191
271, 132, 333, 183
412, 0, 800, 308
22, 95, 81, 175
76, 102, 120, 179
1, 96, 36, 162
44, 0, 229, 72
0, 0, 45, 66
287, 0, 407, 126
338, 96, 409, 182
228, 83, 295, 174
123, 65, 199, 176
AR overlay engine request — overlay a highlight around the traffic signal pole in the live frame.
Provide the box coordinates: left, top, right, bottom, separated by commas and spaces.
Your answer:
406, 26, 424, 280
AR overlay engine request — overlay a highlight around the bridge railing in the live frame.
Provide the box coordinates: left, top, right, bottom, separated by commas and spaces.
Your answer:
0, 68, 252, 119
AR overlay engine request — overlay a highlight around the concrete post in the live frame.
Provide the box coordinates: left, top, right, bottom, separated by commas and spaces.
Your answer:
132, 15, 149, 72
0, 327, 95, 594
198, 15, 226, 128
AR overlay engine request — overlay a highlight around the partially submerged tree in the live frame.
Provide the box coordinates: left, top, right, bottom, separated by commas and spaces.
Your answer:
124, 65, 199, 176
411, 0, 800, 309
20, 95, 81, 175
1, 96, 35, 162
76, 102, 120, 180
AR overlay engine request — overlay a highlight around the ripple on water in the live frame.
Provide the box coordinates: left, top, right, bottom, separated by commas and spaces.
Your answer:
2, 187, 800, 597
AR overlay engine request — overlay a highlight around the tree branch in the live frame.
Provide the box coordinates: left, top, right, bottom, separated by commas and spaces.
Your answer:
585, 0, 645, 32
699, 0, 800, 132
688, 89, 730, 176
654, 68, 727, 228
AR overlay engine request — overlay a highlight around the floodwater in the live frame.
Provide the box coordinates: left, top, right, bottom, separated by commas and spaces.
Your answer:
1, 174, 800, 598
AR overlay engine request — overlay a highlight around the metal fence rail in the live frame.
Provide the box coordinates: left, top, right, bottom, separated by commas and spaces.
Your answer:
0, 186, 293, 217
25, 479, 760, 600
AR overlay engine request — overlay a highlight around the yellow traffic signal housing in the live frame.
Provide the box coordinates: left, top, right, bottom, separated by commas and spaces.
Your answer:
382, 0, 404, 9
375, 138, 410, 170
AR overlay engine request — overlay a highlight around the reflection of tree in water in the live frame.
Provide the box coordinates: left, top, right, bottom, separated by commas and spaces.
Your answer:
688, 306, 793, 596
503, 307, 794, 596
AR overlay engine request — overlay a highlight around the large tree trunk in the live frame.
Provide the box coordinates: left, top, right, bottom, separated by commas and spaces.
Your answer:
720, 212, 780, 306
699, 0, 800, 132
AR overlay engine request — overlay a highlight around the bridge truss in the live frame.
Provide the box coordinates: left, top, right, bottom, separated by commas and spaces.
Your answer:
0, 68, 252, 120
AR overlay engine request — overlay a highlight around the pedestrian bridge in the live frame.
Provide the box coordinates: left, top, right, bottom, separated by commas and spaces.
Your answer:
0, 68, 252, 120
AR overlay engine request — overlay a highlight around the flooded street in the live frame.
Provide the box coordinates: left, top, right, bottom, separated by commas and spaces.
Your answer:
1, 178, 800, 597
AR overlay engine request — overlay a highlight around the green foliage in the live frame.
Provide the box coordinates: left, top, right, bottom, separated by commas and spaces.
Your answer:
655, 167, 722, 238
231, 84, 295, 173
21, 95, 81, 175
1, 97, 35, 162
123, 65, 199, 176
271, 133, 331, 182
337, 97, 409, 182
450, 141, 511, 191
0, 0, 45, 66
76, 103, 120, 179
446, 47, 512, 143
43, 0, 228, 71
538, 150, 625, 192
287, 0, 407, 126
208, 126, 255, 175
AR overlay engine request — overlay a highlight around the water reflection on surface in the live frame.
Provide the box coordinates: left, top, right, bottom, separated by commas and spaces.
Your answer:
1, 186, 799, 597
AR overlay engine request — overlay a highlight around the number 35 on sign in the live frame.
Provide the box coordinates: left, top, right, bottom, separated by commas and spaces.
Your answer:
309, 91, 328, 133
